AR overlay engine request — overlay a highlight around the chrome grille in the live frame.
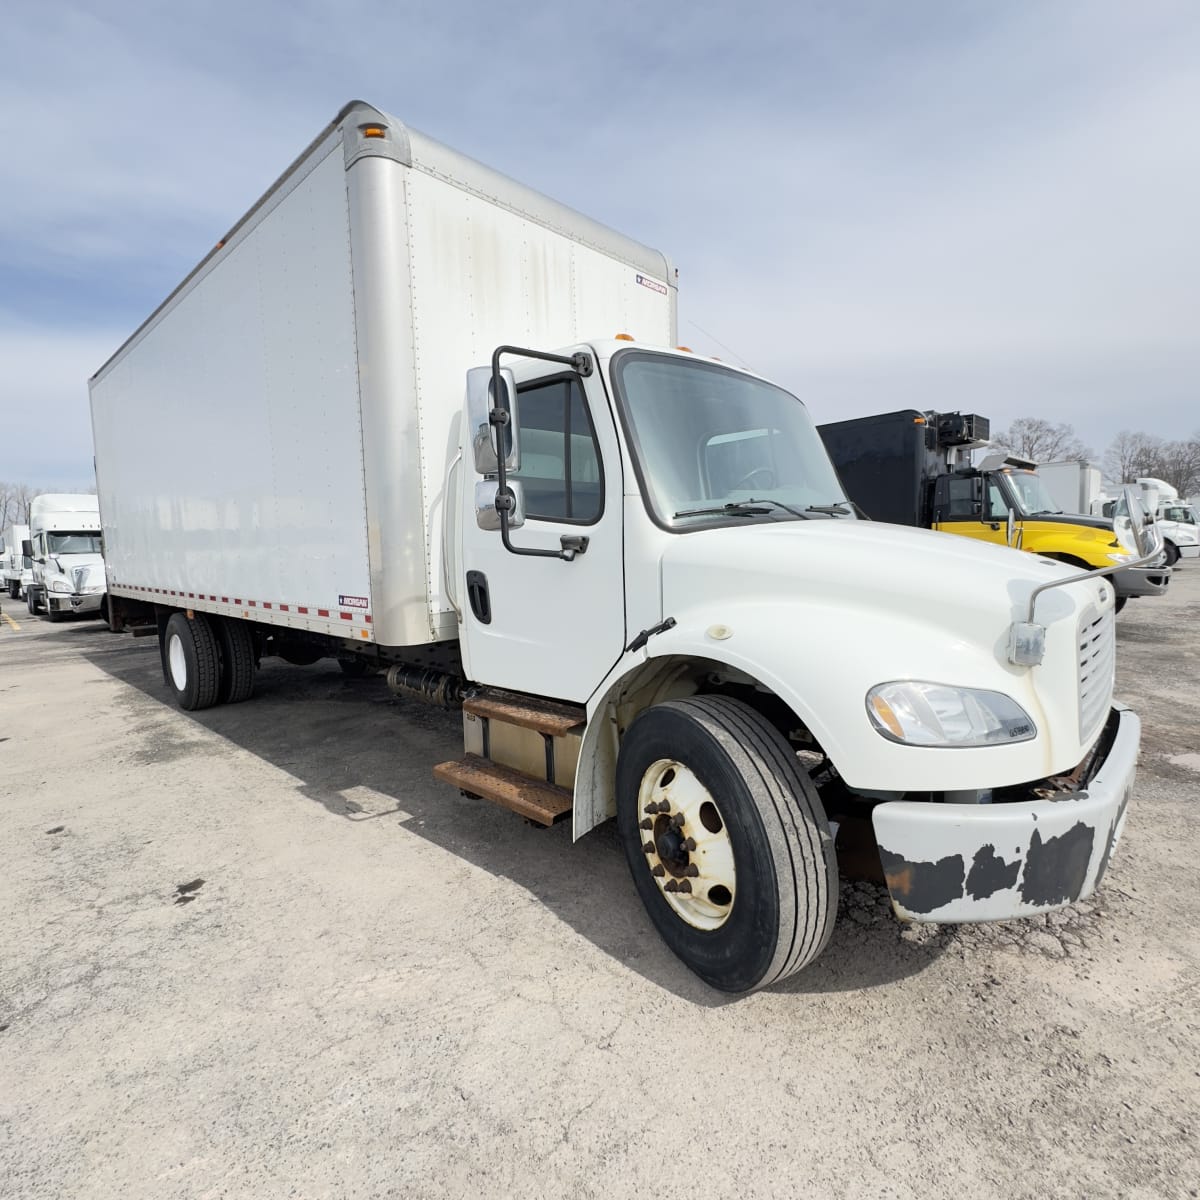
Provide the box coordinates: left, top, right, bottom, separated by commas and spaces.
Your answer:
1078, 608, 1115, 742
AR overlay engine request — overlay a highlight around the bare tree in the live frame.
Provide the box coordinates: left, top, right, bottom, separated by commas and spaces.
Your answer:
1105, 431, 1163, 483
990, 417, 1092, 464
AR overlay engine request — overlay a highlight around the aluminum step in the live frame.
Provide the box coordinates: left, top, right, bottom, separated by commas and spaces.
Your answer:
462, 689, 585, 736
433, 754, 573, 826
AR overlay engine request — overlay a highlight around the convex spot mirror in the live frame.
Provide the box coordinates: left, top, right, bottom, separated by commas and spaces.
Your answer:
1114, 485, 1164, 560
467, 366, 520, 475
475, 480, 526, 531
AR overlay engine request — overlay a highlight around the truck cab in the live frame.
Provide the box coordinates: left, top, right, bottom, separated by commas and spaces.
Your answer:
2, 523, 34, 600
25, 494, 106, 620
819, 410, 1170, 611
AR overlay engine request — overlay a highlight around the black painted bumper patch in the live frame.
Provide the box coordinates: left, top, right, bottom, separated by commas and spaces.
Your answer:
878, 847, 965, 915
1018, 821, 1095, 906
965, 844, 1022, 900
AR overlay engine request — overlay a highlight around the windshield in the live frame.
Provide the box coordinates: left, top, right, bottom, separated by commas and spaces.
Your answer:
1004, 471, 1061, 516
47, 531, 102, 554
611, 351, 851, 528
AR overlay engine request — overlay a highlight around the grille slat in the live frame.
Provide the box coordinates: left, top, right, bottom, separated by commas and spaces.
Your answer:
1078, 608, 1115, 742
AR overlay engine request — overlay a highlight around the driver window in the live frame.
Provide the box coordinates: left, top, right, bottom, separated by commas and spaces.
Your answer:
986, 483, 1009, 520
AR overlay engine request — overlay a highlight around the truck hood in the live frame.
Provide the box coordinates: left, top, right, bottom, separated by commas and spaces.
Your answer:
47, 552, 106, 591
659, 518, 1092, 624
653, 519, 1112, 790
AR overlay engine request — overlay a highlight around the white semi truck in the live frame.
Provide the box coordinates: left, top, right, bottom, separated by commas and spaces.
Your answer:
90, 102, 1159, 993
23, 494, 106, 620
2, 522, 33, 599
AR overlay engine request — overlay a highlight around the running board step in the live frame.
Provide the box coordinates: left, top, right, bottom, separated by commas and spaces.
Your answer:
433, 754, 573, 826
462, 689, 585, 736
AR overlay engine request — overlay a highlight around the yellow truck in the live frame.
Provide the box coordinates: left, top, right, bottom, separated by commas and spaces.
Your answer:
818, 410, 1170, 612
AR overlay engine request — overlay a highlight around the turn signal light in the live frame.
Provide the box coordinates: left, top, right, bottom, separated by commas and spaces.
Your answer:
675, 345, 693, 352
615, 333, 635, 341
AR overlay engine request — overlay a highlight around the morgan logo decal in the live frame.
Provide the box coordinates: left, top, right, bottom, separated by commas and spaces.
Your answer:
338, 594, 369, 609
636, 273, 668, 295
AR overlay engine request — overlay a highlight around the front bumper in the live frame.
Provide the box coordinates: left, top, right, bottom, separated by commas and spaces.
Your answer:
1178, 544, 1200, 560
48, 591, 104, 614
871, 704, 1138, 923
1112, 566, 1170, 599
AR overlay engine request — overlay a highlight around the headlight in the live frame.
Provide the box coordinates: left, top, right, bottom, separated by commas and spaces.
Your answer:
49, 578, 73, 592
1106, 552, 1135, 563
866, 682, 1037, 747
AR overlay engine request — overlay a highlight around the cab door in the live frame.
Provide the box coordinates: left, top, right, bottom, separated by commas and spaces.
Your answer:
458, 362, 626, 704
930, 473, 1010, 547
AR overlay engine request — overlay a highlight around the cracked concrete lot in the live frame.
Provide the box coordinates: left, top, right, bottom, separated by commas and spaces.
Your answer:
1, 569, 1198, 1199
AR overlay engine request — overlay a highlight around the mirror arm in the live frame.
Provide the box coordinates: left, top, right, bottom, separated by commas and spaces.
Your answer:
489, 344, 595, 563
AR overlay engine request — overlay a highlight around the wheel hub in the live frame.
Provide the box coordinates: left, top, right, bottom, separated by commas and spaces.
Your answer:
636, 759, 736, 931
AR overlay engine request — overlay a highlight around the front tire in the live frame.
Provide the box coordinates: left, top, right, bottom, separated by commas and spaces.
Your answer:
1163, 540, 1180, 567
163, 612, 221, 711
617, 696, 837, 993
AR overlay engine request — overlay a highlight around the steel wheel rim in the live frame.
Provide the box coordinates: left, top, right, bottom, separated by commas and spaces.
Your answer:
168, 633, 188, 690
636, 758, 736, 931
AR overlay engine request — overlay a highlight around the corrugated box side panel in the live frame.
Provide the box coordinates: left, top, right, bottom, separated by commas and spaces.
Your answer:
91, 144, 375, 640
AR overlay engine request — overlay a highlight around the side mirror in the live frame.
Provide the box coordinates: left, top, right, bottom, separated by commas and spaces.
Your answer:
466, 366, 519, 475
1114, 486, 1163, 560
1006, 508, 1022, 550
21, 539, 34, 559
475, 480, 526, 531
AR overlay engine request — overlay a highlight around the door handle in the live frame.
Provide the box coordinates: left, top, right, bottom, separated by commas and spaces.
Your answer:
466, 570, 491, 625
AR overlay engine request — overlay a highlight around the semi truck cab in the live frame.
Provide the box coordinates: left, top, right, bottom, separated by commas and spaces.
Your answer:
24, 494, 106, 620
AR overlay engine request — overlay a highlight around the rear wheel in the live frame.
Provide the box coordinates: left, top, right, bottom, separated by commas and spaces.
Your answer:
213, 616, 256, 704
617, 696, 837, 993
163, 611, 221, 711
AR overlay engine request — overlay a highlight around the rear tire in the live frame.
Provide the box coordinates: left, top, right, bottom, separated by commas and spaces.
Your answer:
617, 696, 837, 993
213, 616, 256, 704
163, 611, 221, 711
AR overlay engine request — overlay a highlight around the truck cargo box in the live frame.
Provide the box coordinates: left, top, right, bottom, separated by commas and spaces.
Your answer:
90, 101, 675, 649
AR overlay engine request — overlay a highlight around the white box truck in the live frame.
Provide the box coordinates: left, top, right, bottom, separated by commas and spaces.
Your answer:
2, 522, 33, 599
90, 102, 1158, 993
1036, 460, 1103, 516
23, 494, 105, 619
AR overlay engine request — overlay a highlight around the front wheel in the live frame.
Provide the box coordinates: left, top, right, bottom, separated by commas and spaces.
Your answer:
1163, 541, 1180, 567
617, 696, 837, 993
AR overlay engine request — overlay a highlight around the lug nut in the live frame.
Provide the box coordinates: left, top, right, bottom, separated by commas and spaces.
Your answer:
686, 864, 699, 877
640, 818, 653, 830
656, 799, 672, 813
651, 865, 665, 878
644, 805, 657, 815
643, 841, 655, 855
683, 837, 696, 851
664, 879, 679, 893
678, 879, 692, 894
670, 813, 685, 829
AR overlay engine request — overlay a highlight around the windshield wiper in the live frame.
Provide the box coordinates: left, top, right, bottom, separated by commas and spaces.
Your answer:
673, 499, 815, 521
806, 502, 851, 516
673, 502, 774, 519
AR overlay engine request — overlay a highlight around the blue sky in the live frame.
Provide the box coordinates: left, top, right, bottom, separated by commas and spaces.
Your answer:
2, 0, 1198, 486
